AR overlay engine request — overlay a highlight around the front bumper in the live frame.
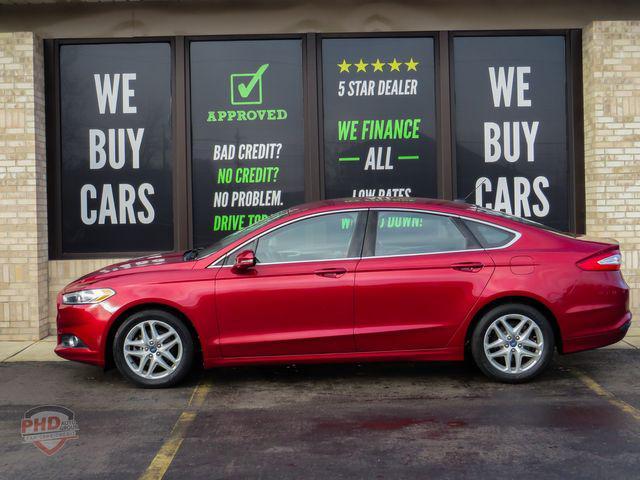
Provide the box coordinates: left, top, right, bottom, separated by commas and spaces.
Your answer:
54, 342, 102, 366
54, 302, 114, 367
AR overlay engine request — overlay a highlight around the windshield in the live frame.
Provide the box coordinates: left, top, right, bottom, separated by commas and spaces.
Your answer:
194, 209, 290, 259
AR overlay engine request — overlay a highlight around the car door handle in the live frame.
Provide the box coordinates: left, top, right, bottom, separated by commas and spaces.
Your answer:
314, 267, 347, 278
451, 262, 484, 272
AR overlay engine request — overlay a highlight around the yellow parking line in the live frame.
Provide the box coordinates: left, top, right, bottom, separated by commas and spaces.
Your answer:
139, 411, 197, 480
187, 380, 211, 409
139, 380, 212, 480
572, 369, 640, 422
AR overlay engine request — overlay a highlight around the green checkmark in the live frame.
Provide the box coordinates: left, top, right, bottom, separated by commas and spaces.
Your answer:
230, 64, 270, 105
237, 64, 269, 97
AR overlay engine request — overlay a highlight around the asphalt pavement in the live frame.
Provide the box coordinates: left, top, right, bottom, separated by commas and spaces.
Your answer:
1, 349, 639, 479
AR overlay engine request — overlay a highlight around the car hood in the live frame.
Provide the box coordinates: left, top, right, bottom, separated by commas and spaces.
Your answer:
63, 252, 191, 292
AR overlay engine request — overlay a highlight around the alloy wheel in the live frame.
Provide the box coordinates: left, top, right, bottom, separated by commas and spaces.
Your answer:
483, 313, 544, 374
123, 320, 183, 380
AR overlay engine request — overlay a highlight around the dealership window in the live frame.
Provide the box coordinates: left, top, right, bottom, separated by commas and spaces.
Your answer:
51, 41, 174, 255
189, 39, 306, 248
45, 32, 582, 258
452, 35, 571, 231
321, 36, 438, 200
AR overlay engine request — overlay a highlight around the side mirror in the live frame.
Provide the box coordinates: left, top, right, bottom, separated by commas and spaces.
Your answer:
233, 249, 256, 271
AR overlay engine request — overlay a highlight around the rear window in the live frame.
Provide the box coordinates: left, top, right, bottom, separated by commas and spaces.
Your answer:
464, 220, 516, 248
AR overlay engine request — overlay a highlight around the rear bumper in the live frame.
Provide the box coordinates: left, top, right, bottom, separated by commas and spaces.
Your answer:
562, 311, 632, 354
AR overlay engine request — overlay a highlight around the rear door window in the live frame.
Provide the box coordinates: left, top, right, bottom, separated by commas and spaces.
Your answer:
373, 211, 475, 256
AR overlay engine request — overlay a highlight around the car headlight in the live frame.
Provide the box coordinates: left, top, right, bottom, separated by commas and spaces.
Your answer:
62, 288, 115, 305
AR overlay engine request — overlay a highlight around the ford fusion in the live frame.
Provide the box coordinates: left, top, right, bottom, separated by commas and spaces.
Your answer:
55, 199, 631, 388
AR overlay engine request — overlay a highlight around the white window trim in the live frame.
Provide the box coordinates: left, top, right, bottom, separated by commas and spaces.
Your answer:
209, 207, 521, 268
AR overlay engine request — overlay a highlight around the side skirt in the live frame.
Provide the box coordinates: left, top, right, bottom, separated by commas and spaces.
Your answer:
203, 347, 464, 369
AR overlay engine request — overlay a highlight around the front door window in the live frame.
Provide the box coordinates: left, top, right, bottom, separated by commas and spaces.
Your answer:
255, 211, 361, 263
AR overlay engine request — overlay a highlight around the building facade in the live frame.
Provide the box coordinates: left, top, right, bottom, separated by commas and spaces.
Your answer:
0, 0, 639, 340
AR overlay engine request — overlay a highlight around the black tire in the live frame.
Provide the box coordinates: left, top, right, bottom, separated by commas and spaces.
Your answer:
113, 309, 194, 388
471, 303, 555, 383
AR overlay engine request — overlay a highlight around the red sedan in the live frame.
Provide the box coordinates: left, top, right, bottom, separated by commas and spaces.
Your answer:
55, 199, 631, 387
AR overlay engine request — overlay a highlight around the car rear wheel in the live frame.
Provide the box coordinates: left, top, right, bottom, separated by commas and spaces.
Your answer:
471, 303, 555, 383
113, 310, 194, 388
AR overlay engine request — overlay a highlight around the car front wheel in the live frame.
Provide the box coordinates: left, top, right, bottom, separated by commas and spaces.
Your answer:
113, 310, 194, 388
471, 303, 555, 383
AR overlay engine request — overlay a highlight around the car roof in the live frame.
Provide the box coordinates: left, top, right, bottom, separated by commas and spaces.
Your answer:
286, 197, 566, 234
288, 197, 477, 215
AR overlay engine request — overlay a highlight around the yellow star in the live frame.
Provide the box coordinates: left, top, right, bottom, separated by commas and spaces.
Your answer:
388, 58, 402, 72
354, 58, 368, 72
337, 59, 351, 73
405, 57, 419, 71
371, 58, 385, 72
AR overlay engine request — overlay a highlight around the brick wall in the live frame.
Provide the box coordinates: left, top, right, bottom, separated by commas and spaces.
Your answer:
583, 21, 640, 315
0, 32, 48, 340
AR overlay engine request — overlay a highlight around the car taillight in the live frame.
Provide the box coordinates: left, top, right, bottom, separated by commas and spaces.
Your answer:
577, 249, 622, 271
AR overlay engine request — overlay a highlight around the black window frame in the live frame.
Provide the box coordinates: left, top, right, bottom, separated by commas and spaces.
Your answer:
185, 34, 311, 250
45, 30, 584, 259
449, 29, 584, 234
45, 36, 182, 259
316, 31, 442, 200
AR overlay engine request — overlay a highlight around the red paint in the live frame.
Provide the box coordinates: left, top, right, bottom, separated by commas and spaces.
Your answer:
215, 258, 359, 356
317, 418, 435, 432
354, 249, 494, 351
55, 198, 631, 370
